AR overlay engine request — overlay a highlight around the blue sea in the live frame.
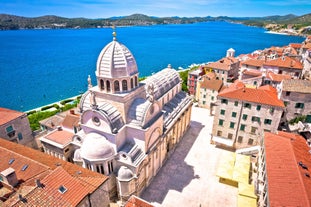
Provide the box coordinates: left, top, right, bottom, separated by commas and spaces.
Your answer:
0, 21, 305, 111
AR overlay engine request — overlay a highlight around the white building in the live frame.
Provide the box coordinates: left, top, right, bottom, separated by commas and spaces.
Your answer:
54, 32, 193, 203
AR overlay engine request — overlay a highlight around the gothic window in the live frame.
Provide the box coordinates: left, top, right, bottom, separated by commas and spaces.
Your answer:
100, 79, 104, 90
122, 80, 127, 91
135, 76, 138, 87
114, 80, 120, 92
106, 80, 111, 92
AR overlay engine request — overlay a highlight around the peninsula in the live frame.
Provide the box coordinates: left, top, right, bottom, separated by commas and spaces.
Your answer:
1, 13, 311, 36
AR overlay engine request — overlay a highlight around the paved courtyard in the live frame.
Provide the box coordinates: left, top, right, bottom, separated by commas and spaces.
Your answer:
141, 106, 238, 207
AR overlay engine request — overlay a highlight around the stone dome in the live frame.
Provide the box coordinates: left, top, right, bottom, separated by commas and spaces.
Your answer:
117, 166, 134, 181
96, 36, 138, 79
80, 132, 115, 160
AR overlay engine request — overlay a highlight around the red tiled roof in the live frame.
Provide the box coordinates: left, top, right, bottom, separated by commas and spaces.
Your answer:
303, 42, 311, 49
0, 138, 108, 206
125, 195, 154, 207
266, 71, 291, 82
290, 43, 302, 49
44, 129, 74, 146
62, 112, 80, 130
264, 56, 303, 70
242, 69, 262, 77
206, 57, 239, 71
264, 132, 311, 207
241, 59, 265, 67
0, 108, 24, 126
218, 81, 284, 107
200, 79, 223, 91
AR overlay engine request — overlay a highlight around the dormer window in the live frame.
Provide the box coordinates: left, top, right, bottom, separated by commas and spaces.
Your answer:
58, 185, 67, 194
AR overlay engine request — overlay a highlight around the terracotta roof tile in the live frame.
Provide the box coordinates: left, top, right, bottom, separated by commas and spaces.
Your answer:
218, 81, 284, 107
264, 56, 303, 70
62, 113, 80, 130
0, 108, 24, 126
125, 195, 154, 207
242, 69, 262, 77
241, 59, 265, 67
290, 43, 302, 49
264, 132, 311, 206
206, 57, 239, 71
266, 71, 291, 82
282, 79, 311, 93
303, 42, 311, 49
200, 79, 223, 91
43, 129, 74, 146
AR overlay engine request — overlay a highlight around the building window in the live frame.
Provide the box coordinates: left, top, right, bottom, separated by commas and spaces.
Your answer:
100, 79, 104, 90
242, 114, 248, 120
264, 119, 272, 125
106, 80, 111, 92
232, 112, 237, 118
217, 131, 222, 136
252, 116, 260, 123
237, 136, 243, 143
284, 101, 289, 106
230, 122, 235, 129
221, 99, 228, 104
203, 101, 206, 105
228, 133, 233, 139
240, 124, 246, 131
234, 101, 238, 106
92, 116, 100, 126
203, 94, 206, 98
219, 119, 224, 126
244, 103, 251, 109
270, 107, 275, 114
17, 133, 23, 141
211, 96, 214, 101
6, 125, 14, 133
251, 127, 257, 134
256, 105, 261, 111
114, 80, 120, 92
131, 78, 134, 89
295, 103, 304, 109
286, 91, 290, 96
220, 109, 225, 115
135, 76, 138, 87
122, 80, 127, 91
248, 139, 254, 145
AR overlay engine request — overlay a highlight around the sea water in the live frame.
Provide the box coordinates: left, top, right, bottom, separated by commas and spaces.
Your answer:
0, 21, 305, 111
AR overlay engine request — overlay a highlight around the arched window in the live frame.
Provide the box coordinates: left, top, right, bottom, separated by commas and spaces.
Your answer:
135, 76, 138, 87
122, 80, 127, 91
114, 80, 120, 92
106, 80, 111, 92
100, 79, 104, 90
131, 78, 134, 89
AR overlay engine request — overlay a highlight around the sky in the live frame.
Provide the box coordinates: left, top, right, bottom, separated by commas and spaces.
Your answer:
1, 0, 311, 18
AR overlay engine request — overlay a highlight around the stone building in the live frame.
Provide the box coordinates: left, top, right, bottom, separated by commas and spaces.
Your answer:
278, 79, 311, 123
205, 53, 240, 85
211, 81, 284, 149
41, 32, 193, 203
256, 131, 311, 206
187, 67, 205, 96
0, 138, 110, 207
0, 107, 34, 148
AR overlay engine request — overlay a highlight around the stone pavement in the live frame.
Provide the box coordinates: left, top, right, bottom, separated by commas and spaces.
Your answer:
141, 106, 238, 207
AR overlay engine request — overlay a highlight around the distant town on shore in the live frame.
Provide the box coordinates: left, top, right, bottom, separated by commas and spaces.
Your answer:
1, 13, 311, 36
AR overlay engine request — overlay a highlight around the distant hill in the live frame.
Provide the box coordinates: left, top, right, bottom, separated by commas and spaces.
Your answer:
0, 13, 310, 35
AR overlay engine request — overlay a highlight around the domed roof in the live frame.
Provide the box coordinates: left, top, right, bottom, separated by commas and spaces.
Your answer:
80, 132, 115, 160
96, 35, 138, 78
117, 166, 134, 181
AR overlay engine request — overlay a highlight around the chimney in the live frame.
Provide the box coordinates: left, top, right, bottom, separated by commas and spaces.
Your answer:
0, 167, 18, 187
18, 194, 26, 203
35, 179, 43, 188
57, 126, 62, 131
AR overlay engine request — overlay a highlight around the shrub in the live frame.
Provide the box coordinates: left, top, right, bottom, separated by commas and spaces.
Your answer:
60, 99, 73, 105
28, 110, 60, 131
41, 105, 54, 111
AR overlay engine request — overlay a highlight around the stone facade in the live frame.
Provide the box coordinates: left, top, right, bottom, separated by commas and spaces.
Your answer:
278, 79, 311, 123
211, 82, 284, 149
0, 108, 34, 148
62, 33, 193, 204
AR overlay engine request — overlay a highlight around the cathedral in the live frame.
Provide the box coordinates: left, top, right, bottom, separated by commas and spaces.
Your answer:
42, 31, 192, 204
